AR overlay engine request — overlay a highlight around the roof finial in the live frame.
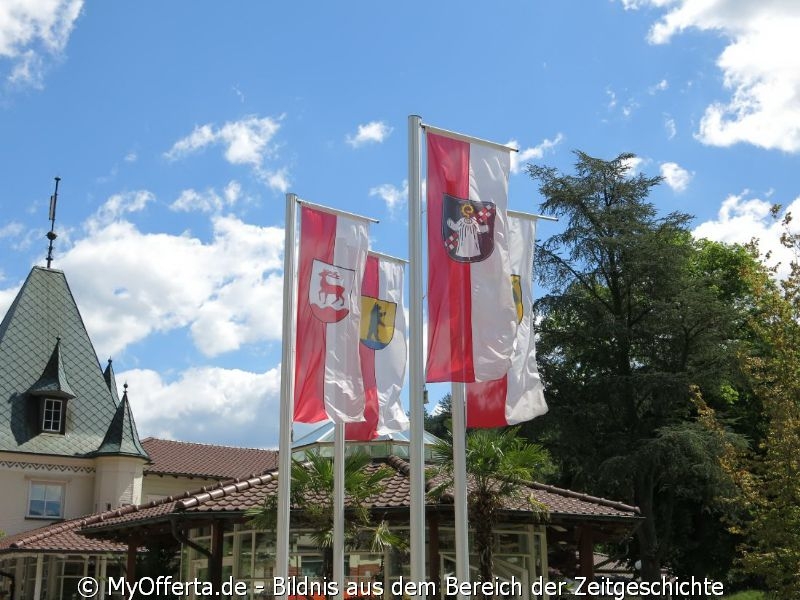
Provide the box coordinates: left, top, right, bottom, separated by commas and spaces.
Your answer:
46, 176, 61, 269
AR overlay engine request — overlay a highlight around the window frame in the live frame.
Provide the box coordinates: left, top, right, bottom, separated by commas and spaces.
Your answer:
39, 397, 66, 434
27, 480, 66, 520
41, 397, 64, 432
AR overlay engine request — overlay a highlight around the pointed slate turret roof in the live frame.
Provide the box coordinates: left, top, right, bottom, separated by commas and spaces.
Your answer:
0, 266, 143, 456
103, 359, 121, 405
27, 338, 76, 399
93, 386, 149, 460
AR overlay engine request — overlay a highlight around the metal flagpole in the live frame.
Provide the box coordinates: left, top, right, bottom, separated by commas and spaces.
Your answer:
507, 209, 559, 222
451, 381, 470, 598
333, 422, 346, 600
408, 115, 426, 599
276, 192, 298, 600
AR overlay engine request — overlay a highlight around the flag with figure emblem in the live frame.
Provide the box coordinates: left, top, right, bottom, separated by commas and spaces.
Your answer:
467, 213, 547, 426
294, 204, 370, 423
426, 131, 517, 383
346, 253, 409, 440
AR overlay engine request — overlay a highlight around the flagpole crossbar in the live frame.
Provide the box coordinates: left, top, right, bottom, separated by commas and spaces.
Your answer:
369, 250, 409, 264
296, 198, 379, 224
507, 209, 559, 222
420, 122, 519, 153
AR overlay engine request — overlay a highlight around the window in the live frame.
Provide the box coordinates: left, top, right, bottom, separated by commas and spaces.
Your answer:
28, 481, 65, 518
42, 398, 63, 432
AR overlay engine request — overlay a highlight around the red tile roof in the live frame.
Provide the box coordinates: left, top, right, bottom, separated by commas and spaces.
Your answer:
141, 437, 278, 480
83, 456, 639, 536
0, 515, 127, 553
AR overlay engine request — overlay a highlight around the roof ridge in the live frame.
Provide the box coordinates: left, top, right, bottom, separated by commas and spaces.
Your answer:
143, 437, 277, 453
177, 470, 278, 509
385, 454, 411, 475
525, 480, 641, 514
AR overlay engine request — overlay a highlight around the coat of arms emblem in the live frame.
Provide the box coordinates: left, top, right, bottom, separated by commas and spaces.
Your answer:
442, 194, 496, 263
360, 296, 397, 350
309, 259, 356, 323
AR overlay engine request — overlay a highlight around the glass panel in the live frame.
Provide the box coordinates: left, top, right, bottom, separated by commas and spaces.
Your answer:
45, 485, 63, 502
254, 532, 273, 578
30, 484, 46, 501
239, 532, 253, 579
29, 500, 44, 516
497, 531, 527, 554
29, 483, 64, 518
44, 499, 62, 517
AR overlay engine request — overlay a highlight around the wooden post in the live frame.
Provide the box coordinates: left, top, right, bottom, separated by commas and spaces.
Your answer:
126, 541, 138, 581
209, 520, 225, 594
578, 527, 594, 580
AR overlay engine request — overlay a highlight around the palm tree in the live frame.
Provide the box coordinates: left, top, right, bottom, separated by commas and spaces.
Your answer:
430, 427, 552, 596
247, 450, 404, 590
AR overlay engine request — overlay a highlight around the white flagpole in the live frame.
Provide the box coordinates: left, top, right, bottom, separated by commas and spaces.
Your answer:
408, 114, 426, 598
451, 381, 470, 598
276, 192, 298, 600
333, 422, 345, 600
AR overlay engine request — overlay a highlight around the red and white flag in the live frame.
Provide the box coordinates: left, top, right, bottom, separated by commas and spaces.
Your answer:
467, 214, 547, 427
346, 253, 409, 441
294, 205, 370, 423
426, 132, 517, 383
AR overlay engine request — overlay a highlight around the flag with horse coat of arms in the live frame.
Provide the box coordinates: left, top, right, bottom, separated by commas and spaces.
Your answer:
293, 205, 369, 424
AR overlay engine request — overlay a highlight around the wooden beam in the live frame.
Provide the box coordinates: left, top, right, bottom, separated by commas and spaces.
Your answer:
578, 527, 594, 580
209, 520, 224, 594
126, 541, 138, 581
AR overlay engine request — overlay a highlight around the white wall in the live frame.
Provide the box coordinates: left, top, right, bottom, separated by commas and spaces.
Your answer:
92, 456, 146, 512
0, 452, 95, 537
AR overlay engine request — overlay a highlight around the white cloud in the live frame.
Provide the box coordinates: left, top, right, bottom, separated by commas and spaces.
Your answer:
606, 88, 618, 109
660, 161, 692, 192
165, 116, 282, 166
170, 181, 241, 214
622, 155, 646, 174
59, 212, 286, 358
346, 121, 393, 148
648, 79, 669, 94
171, 189, 223, 214
119, 366, 282, 447
693, 192, 800, 278
124, 151, 137, 163
86, 190, 154, 230
0, 222, 23, 239
0, 284, 19, 319
369, 180, 408, 215
509, 133, 565, 174
665, 116, 677, 139
0, 0, 83, 87
631, 0, 800, 151
262, 167, 290, 194
165, 116, 289, 193
224, 180, 241, 205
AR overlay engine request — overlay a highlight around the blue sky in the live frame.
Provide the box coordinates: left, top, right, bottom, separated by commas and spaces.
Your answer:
1, 0, 798, 448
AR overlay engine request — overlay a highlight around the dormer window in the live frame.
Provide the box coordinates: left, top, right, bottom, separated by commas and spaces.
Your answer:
42, 398, 64, 433
27, 338, 75, 435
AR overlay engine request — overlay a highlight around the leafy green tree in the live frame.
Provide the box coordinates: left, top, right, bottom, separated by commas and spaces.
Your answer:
525, 151, 750, 580
424, 393, 451, 438
726, 217, 800, 598
247, 450, 404, 587
429, 427, 552, 596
